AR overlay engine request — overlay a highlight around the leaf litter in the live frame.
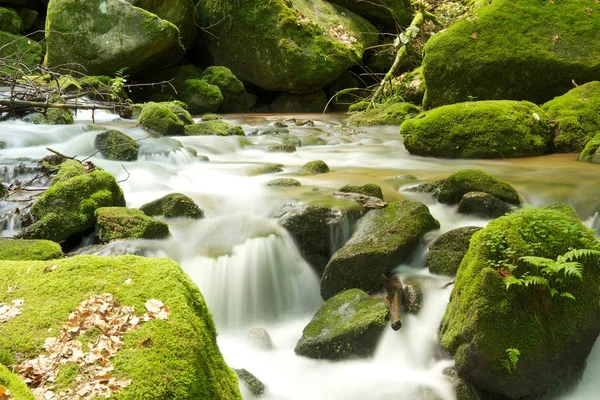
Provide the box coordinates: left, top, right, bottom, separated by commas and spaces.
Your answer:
17, 294, 170, 399
0, 299, 24, 323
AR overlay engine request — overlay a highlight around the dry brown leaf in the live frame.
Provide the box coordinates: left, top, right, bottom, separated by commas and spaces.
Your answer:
470, 32, 478, 40
0, 299, 24, 323
43, 265, 56, 274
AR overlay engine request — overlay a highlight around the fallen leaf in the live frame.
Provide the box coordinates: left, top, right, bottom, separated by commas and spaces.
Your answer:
43, 265, 56, 274
470, 32, 478, 40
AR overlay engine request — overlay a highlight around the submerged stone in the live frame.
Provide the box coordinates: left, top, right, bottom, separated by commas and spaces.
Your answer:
235, 368, 265, 397
457, 192, 512, 219
184, 120, 244, 136
338, 184, 383, 200
299, 160, 329, 175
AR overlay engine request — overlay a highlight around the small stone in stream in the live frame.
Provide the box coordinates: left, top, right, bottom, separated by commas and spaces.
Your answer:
247, 328, 274, 350
235, 368, 265, 396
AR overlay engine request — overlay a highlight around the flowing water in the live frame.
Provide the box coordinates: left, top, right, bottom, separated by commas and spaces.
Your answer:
1, 111, 599, 399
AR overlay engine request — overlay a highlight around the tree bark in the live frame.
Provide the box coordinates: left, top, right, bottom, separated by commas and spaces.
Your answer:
381, 274, 403, 330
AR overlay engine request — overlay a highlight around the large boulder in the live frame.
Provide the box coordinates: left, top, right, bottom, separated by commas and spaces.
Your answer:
95, 207, 170, 242
0, 238, 63, 261
321, 200, 439, 299
294, 288, 389, 360
0, 255, 241, 399
125, 0, 198, 49
195, 0, 378, 93
0, 31, 41, 75
325, 0, 412, 31
542, 81, 600, 152
95, 130, 139, 161
0, 6, 21, 33
45, 0, 185, 76
401, 101, 552, 158
200, 66, 248, 113
422, 0, 600, 108
140, 193, 204, 219
580, 132, 600, 163
436, 169, 520, 205
427, 227, 481, 276
439, 204, 600, 398
21, 164, 126, 243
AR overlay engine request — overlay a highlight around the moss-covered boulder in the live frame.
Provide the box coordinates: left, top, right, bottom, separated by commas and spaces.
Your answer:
427, 227, 481, 276
200, 66, 248, 113
24, 95, 74, 125
15, 7, 37, 32
95, 130, 139, 161
179, 79, 224, 114
140, 193, 204, 219
579, 132, 600, 163
126, 0, 198, 49
22, 165, 126, 243
95, 207, 170, 242
457, 192, 513, 219
294, 288, 389, 360
422, 0, 600, 108
325, 0, 412, 31
45, 0, 185, 76
339, 184, 383, 200
0, 31, 42, 76
139, 102, 187, 136
196, 0, 378, 93
0, 6, 22, 33
542, 81, 600, 152
267, 178, 301, 187
49, 159, 85, 186
436, 169, 520, 205
0, 255, 241, 399
299, 160, 329, 174
348, 102, 420, 126
0, 238, 63, 261
321, 200, 440, 299
0, 364, 34, 400
165, 102, 194, 125
184, 120, 244, 136
271, 91, 328, 113
439, 204, 600, 398
401, 101, 552, 158
268, 143, 297, 153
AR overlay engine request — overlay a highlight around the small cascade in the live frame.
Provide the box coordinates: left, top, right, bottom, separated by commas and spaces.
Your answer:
590, 212, 599, 235
138, 148, 197, 166
0, 209, 21, 237
329, 209, 359, 255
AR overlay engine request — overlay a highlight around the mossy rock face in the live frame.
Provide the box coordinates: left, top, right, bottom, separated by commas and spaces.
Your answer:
542, 81, 600, 152
0, 255, 242, 399
321, 200, 440, 299
0, 31, 42, 76
95, 207, 170, 242
184, 120, 244, 136
139, 102, 186, 136
0, 6, 22, 33
267, 178, 301, 187
294, 289, 389, 360
395, 67, 426, 105
427, 226, 482, 276
49, 159, 85, 186
165, 102, 194, 125
347, 102, 420, 126
45, 0, 185, 76
200, 66, 248, 113
196, 0, 378, 93
457, 192, 512, 219
271, 91, 328, 113
325, 0, 412, 31
126, 0, 198, 49
299, 160, 329, 174
95, 130, 139, 161
0, 364, 35, 400
401, 101, 552, 159
439, 204, 600, 398
15, 7, 37, 31
579, 132, 600, 163
180, 79, 224, 114
339, 184, 383, 200
22, 165, 126, 243
422, 0, 600, 109
139, 193, 204, 219
0, 238, 64, 261
436, 169, 520, 205
234, 369, 265, 397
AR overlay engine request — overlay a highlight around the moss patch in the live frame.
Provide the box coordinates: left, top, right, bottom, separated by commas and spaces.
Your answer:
184, 120, 244, 136
139, 193, 204, 219
139, 102, 186, 136
0, 239, 63, 261
338, 183, 383, 199
267, 178, 301, 187
427, 227, 481, 276
299, 160, 329, 174
436, 169, 520, 205
579, 132, 600, 163
180, 79, 224, 114
0, 255, 241, 399
95, 207, 170, 242
0, 7, 22, 34
0, 364, 34, 400
200, 66, 248, 113
348, 102, 420, 126
0, 31, 41, 76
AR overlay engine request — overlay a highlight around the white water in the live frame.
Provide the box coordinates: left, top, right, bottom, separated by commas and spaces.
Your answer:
1, 111, 599, 399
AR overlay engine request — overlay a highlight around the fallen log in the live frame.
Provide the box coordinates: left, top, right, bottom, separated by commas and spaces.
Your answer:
381, 274, 403, 330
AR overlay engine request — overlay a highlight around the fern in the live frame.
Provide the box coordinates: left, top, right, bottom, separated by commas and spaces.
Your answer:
501, 348, 520, 374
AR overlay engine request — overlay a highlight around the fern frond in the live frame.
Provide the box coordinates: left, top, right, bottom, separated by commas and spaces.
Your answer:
519, 256, 554, 268
500, 359, 513, 374
522, 275, 548, 288
559, 292, 576, 301
504, 275, 523, 289
507, 348, 520, 365
560, 248, 600, 263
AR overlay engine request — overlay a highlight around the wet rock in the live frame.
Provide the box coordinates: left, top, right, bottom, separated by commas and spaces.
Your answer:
299, 160, 329, 175
95, 207, 170, 242
0, 31, 42, 75
248, 127, 289, 136
443, 367, 482, 400
436, 169, 520, 205
579, 132, 600, 163
235, 368, 265, 397
294, 289, 389, 360
247, 328, 274, 351
95, 130, 139, 161
326, 0, 412, 31
139, 102, 187, 136
0, 6, 22, 33
402, 279, 423, 314
348, 102, 420, 126
24, 95, 74, 125
271, 91, 328, 113
457, 192, 513, 219
338, 183, 383, 200
140, 193, 204, 219
427, 227, 482, 276
267, 143, 296, 153
246, 164, 283, 176
267, 178, 301, 187
201, 66, 249, 113
184, 120, 245, 136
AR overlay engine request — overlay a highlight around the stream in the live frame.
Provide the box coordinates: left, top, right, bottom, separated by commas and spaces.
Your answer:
1, 111, 599, 399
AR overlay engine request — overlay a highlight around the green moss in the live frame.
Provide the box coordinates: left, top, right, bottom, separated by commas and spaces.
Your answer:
184, 120, 244, 136
0, 31, 41, 76
268, 143, 297, 152
299, 160, 330, 174
422, 0, 600, 108
348, 100, 369, 112
439, 204, 600, 398
140, 193, 204, 219
401, 100, 552, 159
427, 227, 481, 276
437, 169, 520, 205
0, 364, 34, 400
95, 130, 140, 161
271, 91, 328, 113
139, 102, 186, 136
54, 362, 79, 392
196, 0, 378, 92
0, 7, 22, 33
200, 66, 248, 113
267, 178, 301, 187
49, 160, 85, 186
23, 167, 126, 243
579, 132, 600, 163
165, 102, 194, 125
95, 207, 170, 242
234, 369, 265, 396
294, 289, 389, 359
348, 102, 420, 126
201, 113, 220, 121
338, 184, 383, 199
321, 200, 440, 299
542, 81, 600, 152
15, 8, 38, 31
179, 79, 224, 114
0, 255, 241, 399
0, 239, 63, 261
394, 66, 425, 105
266, 132, 301, 147
25, 95, 74, 126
